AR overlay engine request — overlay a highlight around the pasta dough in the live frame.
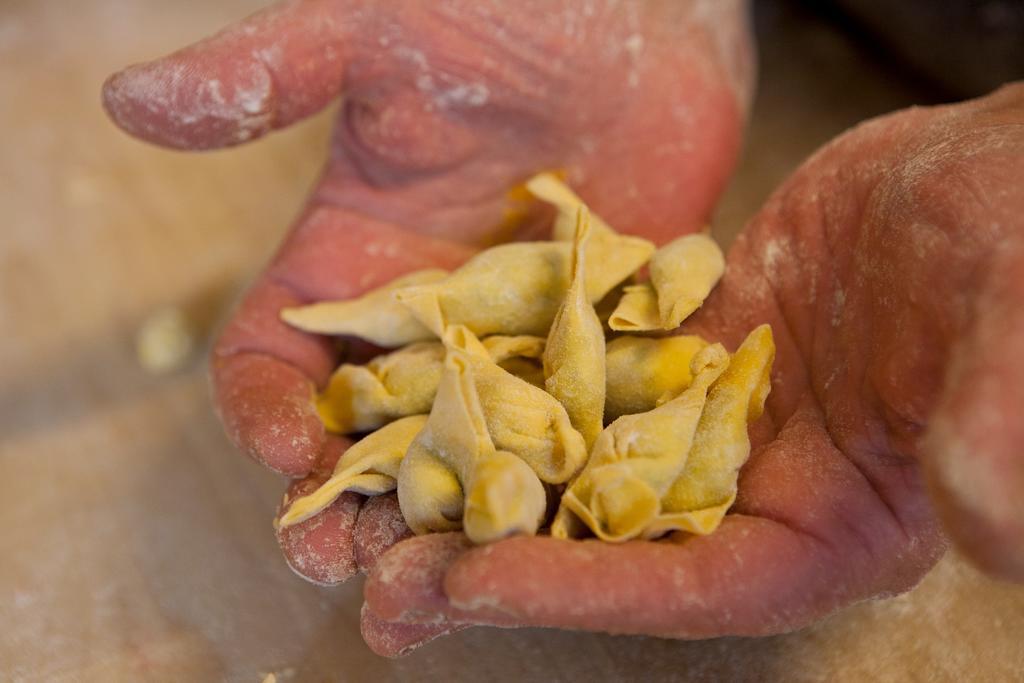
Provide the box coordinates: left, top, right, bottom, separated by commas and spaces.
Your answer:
525, 172, 616, 241
645, 324, 775, 537
277, 415, 428, 528
395, 233, 653, 338
317, 335, 547, 434
394, 181, 655, 340
552, 343, 730, 541
317, 341, 443, 434
280, 268, 448, 347
274, 171, 771, 548
398, 351, 546, 543
543, 207, 606, 449
607, 284, 659, 332
609, 233, 725, 331
605, 335, 708, 420
444, 325, 588, 484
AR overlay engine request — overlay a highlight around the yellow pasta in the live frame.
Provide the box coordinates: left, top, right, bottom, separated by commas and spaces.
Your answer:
444, 326, 588, 484
543, 207, 606, 449
552, 343, 730, 541
317, 342, 445, 434
645, 324, 775, 537
525, 172, 616, 241
607, 283, 660, 332
609, 233, 725, 332
394, 188, 654, 337
317, 335, 548, 434
280, 268, 448, 346
398, 352, 546, 543
605, 335, 708, 420
463, 448, 549, 544
275, 172, 773, 549
277, 414, 428, 528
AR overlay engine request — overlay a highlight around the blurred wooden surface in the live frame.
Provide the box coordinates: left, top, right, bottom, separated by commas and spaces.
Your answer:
1, 1, 1022, 681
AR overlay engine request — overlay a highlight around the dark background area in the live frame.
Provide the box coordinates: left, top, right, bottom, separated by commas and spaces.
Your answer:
823, 0, 1024, 97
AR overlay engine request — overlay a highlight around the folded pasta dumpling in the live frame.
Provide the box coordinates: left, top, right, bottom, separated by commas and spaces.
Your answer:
607, 283, 659, 331
543, 207, 606, 449
645, 324, 775, 537
609, 233, 725, 331
525, 172, 616, 241
280, 268, 448, 346
317, 342, 445, 434
444, 325, 588, 484
605, 335, 708, 420
395, 230, 654, 338
317, 334, 548, 434
277, 414, 428, 528
398, 351, 546, 543
552, 343, 730, 541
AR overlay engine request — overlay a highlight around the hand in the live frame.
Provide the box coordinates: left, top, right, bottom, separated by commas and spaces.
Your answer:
363, 83, 1024, 654
103, 1, 753, 594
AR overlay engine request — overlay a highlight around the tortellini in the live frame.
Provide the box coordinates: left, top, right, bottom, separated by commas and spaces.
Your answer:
398, 351, 547, 544
645, 324, 774, 537
543, 208, 606, 449
554, 325, 774, 541
317, 335, 546, 434
443, 325, 588, 484
280, 268, 448, 347
277, 172, 773, 547
277, 415, 428, 528
395, 232, 654, 338
605, 335, 708, 421
395, 175, 655, 339
525, 172, 616, 241
317, 341, 445, 434
552, 343, 730, 541
610, 233, 725, 331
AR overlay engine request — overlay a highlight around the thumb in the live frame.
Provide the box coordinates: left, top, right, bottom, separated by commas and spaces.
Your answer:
923, 239, 1024, 581
102, 0, 352, 149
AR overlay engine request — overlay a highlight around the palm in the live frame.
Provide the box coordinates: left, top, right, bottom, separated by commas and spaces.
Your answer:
104, 0, 751, 581
361, 83, 1024, 654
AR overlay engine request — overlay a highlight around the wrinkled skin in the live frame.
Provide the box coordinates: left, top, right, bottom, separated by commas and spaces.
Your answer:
103, 0, 1024, 659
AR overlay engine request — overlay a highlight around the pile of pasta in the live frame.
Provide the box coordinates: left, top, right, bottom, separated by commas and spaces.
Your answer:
276, 174, 774, 544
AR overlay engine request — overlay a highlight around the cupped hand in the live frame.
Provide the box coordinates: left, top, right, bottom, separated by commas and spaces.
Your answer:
103, 1, 753, 587
362, 83, 1024, 655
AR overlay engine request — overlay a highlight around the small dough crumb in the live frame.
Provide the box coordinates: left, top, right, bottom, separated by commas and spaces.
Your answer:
136, 307, 195, 373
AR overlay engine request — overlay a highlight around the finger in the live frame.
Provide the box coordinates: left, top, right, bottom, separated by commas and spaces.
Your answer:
355, 503, 473, 657
277, 488, 362, 586
211, 205, 475, 476
442, 519, 821, 636
353, 494, 414, 574
274, 436, 362, 585
210, 279, 333, 477
364, 533, 475, 624
103, 0, 353, 149
360, 603, 466, 658
375, 401, 942, 636
561, 1, 753, 244
923, 240, 1024, 581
